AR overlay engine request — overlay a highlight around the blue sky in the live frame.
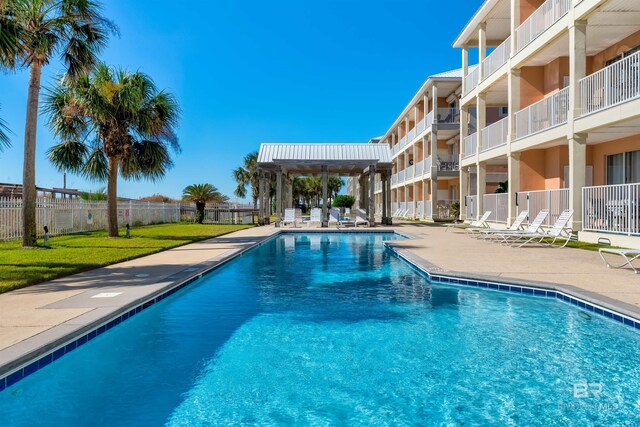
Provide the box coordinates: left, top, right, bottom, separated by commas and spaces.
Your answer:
0, 0, 483, 201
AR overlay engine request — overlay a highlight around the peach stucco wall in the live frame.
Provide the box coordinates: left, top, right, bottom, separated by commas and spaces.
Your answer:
520, 0, 545, 24
591, 135, 640, 186
520, 145, 594, 190
591, 30, 640, 73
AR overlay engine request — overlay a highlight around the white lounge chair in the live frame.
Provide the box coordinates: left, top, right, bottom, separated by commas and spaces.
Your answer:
467, 210, 528, 237
281, 208, 296, 227
446, 211, 492, 232
507, 209, 574, 248
599, 248, 640, 274
485, 209, 549, 242
328, 208, 342, 226
304, 208, 322, 227
355, 209, 370, 227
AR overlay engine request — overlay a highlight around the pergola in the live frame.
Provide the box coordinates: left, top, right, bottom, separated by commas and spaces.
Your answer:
256, 143, 393, 227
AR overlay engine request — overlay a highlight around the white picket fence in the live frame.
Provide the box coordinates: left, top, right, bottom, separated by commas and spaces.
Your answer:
0, 197, 254, 241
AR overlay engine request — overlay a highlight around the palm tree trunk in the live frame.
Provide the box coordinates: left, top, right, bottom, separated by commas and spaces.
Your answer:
107, 157, 119, 237
21, 63, 42, 247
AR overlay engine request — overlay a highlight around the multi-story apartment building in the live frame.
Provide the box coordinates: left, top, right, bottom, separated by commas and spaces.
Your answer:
455, 0, 640, 247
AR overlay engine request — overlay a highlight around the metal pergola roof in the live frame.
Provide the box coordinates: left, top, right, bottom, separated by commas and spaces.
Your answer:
257, 143, 392, 175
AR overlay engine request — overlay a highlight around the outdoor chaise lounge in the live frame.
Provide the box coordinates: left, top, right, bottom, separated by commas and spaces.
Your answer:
482, 209, 548, 242
502, 209, 574, 248
446, 211, 492, 232
305, 208, 322, 227
354, 209, 369, 227
599, 248, 640, 274
466, 210, 528, 237
329, 208, 342, 226
281, 208, 297, 227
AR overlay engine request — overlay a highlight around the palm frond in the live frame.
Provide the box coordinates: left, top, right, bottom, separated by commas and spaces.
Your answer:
47, 139, 88, 172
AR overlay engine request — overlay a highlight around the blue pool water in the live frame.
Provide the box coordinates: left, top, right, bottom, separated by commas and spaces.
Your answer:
2, 232, 640, 426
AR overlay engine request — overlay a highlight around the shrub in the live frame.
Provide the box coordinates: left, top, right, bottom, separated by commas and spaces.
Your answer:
332, 195, 355, 208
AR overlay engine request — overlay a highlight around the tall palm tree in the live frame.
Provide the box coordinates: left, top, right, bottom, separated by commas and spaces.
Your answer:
2, 0, 116, 246
232, 151, 259, 208
182, 183, 228, 224
44, 64, 180, 237
327, 176, 345, 205
0, 105, 11, 151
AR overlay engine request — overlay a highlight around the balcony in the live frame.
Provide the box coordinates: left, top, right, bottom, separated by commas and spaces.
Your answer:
398, 169, 405, 184
407, 127, 416, 142
480, 117, 508, 152
580, 50, 640, 116
583, 183, 640, 236
515, 87, 569, 139
399, 135, 407, 150
464, 66, 480, 96
435, 108, 460, 124
406, 165, 414, 181
483, 36, 511, 80
437, 155, 459, 172
392, 144, 399, 155
462, 133, 477, 159
415, 160, 424, 177
515, 0, 570, 53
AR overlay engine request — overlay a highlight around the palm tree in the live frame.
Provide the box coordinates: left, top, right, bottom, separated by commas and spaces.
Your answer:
327, 176, 345, 205
232, 151, 259, 208
2, 0, 116, 246
0, 105, 11, 151
182, 183, 228, 224
44, 64, 180, 237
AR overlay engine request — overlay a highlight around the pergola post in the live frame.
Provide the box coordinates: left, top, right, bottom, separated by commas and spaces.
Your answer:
265, 172, 272, 223
321, 165, 328, 227
276, 168, 282, 227
382, 172, 387, 225
258, 169, 265, 225
386, 170, 392, 225
369, 164, 376, 226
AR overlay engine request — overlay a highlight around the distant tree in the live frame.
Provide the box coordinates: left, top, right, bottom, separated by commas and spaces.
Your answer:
305, 176, 322, 207
140, 194, 176, 203
332, 194, 355, 209
45, 64, 180, 237
495, 180, 508, 194
182, 183, 228, 223
80, 187, 107, 201
328, 176, 345, 203
232, 151, 259, 208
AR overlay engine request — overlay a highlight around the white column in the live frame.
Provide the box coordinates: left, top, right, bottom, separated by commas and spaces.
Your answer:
462, 47, 469, 94
511, 0, 520, 56
369, 165, 376, 225
508, 153, 521, 225
476, 162, 486, 219
478, 23, 487, 81
476, 93, 486, 156
568, 21, 587, 126
321, 165, 328, 227
569, 134, 587, 231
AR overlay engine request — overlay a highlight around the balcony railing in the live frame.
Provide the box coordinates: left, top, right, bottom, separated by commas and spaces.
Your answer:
435, 108, 460, 124
483, 36, 511, 79
416, 200, 423, 219
399, 135, 407, 150
515, 87, 569, 139
480, 117, 509, 152
437, 155, 459, 172
416, 118, 425, 135
392, 144, 399, 155
406, 165, 414, 181
398, 169, 405, 184
462, 132, 477, 159
516, 0, 570, 53
391, 175, 397, 185
580, 49, 640, 116
583, 183, 640, 235
516, 188, 569, 227
424, 155, 432, 175
408, 128, 416, 142
464, 66, 480, 96
465, 195, 478, 220
424, 110, 434, 130
483, 193, 509, 223
415, 160, 423, 177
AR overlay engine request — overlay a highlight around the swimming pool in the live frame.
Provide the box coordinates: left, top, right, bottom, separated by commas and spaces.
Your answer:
1, 232, 640, 425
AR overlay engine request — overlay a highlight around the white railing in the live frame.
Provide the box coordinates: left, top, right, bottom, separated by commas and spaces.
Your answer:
416, 118, 425, 135
465, 195, 478, 220
416, 201, 423, 219
481, 117, 509, 152
399, 202, 406, 216
515, 87, 569, 139
583, 183, 640, 235
424, 156, 432, 175
392, 144, 399, 155
415, 160, 424, 177
392, 202, 398, 214
483, 193, 509, 223
580, 50, 640, 116
399, 135, 407, 150
424, 110, 434, 130
483, 36, 511, 79
463, 133, 478, 159
375, 181, 382, 192
398, 169, 405, 184
407, 202, 414, 217
406, 165, 414, 181
0, 197, 232, 241
464, 66, 480, 96
408, 127, 416, 142
516, 0, 570, 53
436, 108, 460, 124
437, 155, 459, 172
424, 200, 432, 219
516, 188, 569, 227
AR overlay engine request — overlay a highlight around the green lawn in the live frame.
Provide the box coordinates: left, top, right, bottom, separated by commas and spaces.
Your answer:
0, 223, 253, 294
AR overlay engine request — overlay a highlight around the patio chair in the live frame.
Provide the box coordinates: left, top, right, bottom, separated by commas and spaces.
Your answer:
446, 211, 492, 232
328, 208, 342, 226
485, 209, 548, 242
304, 208, 322, 227
507, 209, 574, 248
341, 208, 355, 226
598, 248, 640, 274
355, 209, 370, 227
281, 208, 296, 227
467, 210, 528, 237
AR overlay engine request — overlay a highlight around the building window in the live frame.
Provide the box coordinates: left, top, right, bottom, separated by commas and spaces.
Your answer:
605, 45, 640, 67
606, 150, 640, 185
498, 107, 508, 117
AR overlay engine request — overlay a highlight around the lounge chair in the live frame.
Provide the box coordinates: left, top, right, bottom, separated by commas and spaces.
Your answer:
355, 209, 370, 227
599, 248, 640, 274
506, 209, 574, 248
328, 208, 342, 226
304, 208, 322, 227
281, 208, 296, 227
467, 210, 528, 237
483, 209, 548, 242
446, 211, 492, 232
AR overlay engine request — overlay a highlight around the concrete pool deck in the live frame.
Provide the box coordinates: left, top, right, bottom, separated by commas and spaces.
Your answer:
2, 221, 640, 376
